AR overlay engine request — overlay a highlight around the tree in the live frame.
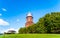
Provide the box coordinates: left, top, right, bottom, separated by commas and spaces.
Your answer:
19, 12, 60, 34
43, 12, 60, 33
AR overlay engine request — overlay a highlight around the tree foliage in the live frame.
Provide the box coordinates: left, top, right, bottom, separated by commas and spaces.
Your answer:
19, 12, 60, 34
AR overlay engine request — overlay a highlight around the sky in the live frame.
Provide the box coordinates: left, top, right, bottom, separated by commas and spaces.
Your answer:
0, 0, 60, 33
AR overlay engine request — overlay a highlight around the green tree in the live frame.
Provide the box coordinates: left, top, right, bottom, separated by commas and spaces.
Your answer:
19, 12, 60, 34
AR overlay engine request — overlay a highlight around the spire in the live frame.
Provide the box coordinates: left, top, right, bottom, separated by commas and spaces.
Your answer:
27, 12, 32, 16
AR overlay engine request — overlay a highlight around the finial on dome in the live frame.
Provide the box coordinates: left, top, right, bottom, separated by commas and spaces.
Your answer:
27, 12, 32, 16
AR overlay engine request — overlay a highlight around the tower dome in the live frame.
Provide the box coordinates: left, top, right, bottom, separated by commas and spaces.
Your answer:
27, 12, 32, 16
25, 12, 34, 27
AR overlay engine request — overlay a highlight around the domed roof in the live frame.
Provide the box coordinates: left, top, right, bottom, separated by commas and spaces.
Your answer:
27, 12, 32, 16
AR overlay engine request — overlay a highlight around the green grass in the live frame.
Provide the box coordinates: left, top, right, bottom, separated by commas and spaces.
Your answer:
0, 34, 60, 38
0, 35, 3, 38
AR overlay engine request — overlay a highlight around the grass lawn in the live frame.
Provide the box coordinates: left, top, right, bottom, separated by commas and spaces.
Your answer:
0, 35, 3, 38
0, 34, 60, 38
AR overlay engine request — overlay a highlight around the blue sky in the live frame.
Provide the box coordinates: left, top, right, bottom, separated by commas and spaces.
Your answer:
0, 0, 60, 33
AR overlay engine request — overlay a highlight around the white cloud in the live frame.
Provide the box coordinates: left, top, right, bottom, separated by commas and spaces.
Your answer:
0, 19, 9, 26
8, 28, 15, 30
0, 29, 5, 33
2, 8, 7, 11
0, 30, 3, 33
15, 29, 19, 33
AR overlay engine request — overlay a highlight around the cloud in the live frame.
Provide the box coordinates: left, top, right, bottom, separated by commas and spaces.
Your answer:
0, 30, 5, 33
2, 8, 7, 11
0, 19, 9, 26
0, 31, 4, 33
7, 28, 15, 30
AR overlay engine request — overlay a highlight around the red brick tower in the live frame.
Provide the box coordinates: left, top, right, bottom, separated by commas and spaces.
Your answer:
25, 12, 34, 27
